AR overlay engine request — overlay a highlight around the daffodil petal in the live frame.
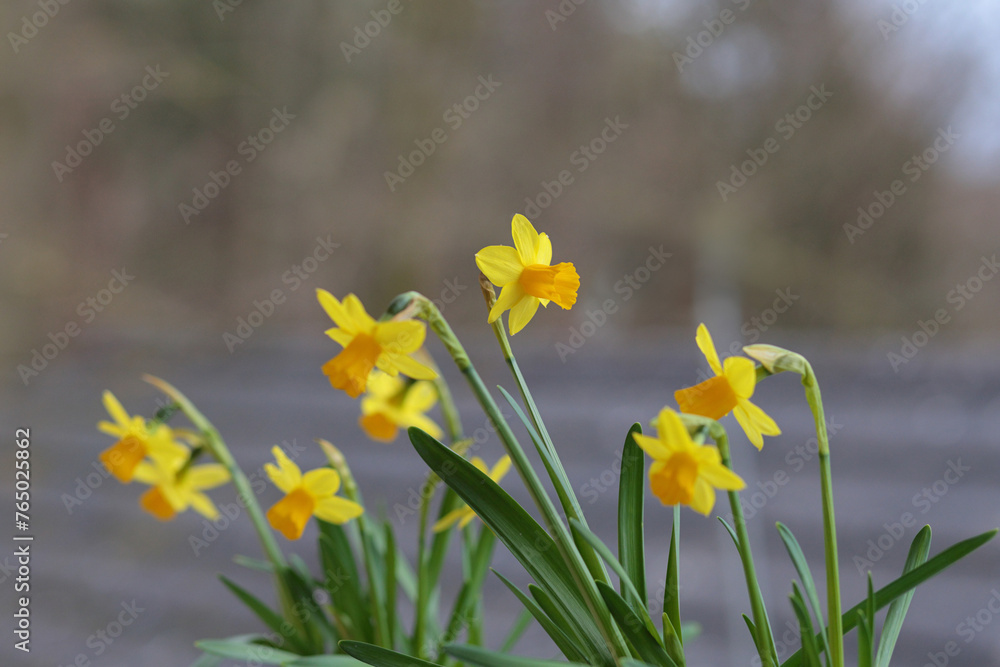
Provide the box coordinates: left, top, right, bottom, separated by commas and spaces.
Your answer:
655, 408, 692, 454
343, 294, 376, 331
512, 214, 541, 266
432, 506, 468, 533
723, 356, 756, 398
508, 295, 541, 335
265, 446, 302, 493
490, 455, 512, 482
314, 496, 364, 524
733, 406, 764, 450
303, 468, 341, 496
317, 289, 352, 330
488, 283, 524, 323
189, 492, 221, 520
458, 509, 477, 529
374, 320, 426, 354
632, 433, 670, 461
691, 480, 716, 516
698, 457, 746, 491
325, 328, 354, 348
403, 381, 438, 413
476, 245, 524, 285
102, 391, 132, 428
695, 324, 723, 375
408, 414, 443, 440
738, 398, 781, 436
469, 457, 489, 474
186, 464, 231, 490
131, 461, 160, 485
535, 232, 552, 266
387, 354, 438, 380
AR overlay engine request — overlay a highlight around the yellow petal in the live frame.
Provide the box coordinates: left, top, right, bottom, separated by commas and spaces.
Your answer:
490, 455, 512, 483
325, 328, 354, 348
313, 496, 364, 524
408, 414, 443, 440
186, 464, 231, 491
189, 492, 221, 520
535, 232, 552, 266
140, 486, 177, 521
508, 295, 541, 335
654, 408, 692, 454
698, 456, 746, 491
723, 356, 756, 398
360, 413, 399, 442
303, 468, 341, 497
476, 245, 524, 285
633, 433, 669, 461
342, 294, 376, 331
488, 283, 524, 323
469, 457, 489, 474
690, 480, 716, 516
366, 371, 404, 400
403, 381, 438, 413
374, 320, 426, 354
317, 289, 352, 330
323, 334, 382, 398
733, 406, 764, 450
386, 353, 438, 381
432, 506, 468, 533
518, 263, 579, 309
511, 214, 541, 266
458, 509, 478, 529
265, 445, 302, 493
102, 391, 132, 428
695, 324, 723, 375
100, 437, 147, 483
674, 375, 738, 421
131, 461, 161, 485
267, 488, 315, 540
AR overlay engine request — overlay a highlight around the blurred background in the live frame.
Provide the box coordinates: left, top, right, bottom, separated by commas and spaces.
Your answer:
1, 0, 999, 665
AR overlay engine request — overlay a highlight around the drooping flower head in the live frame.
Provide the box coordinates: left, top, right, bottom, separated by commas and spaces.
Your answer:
133, 455, 230, 521
317, 290, 436, 399
97, 391, 189, 483
359, 371, 443, 442
433, 455, 512, 532
633, 408, 745, 516
265, 446, 363, 540
476, 215, 579, 335
673, 324, 781, 450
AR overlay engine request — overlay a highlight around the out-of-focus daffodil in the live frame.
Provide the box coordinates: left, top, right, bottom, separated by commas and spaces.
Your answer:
359, 371, 443, 442
674, 324, 780, 450
317, 290, 436, 399
97, 391, 189, 483
133, 456, 230, 521
265, 446, 363, 540
634, 408, 745, 516
476, 215, 579, 335
433, 455, 511, 532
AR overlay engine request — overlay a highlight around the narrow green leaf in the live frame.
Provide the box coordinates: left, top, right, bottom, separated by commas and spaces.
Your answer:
493, 570, 587, 664
857, 575, 875, 667
781, 528, 998, 667
776, 522, 832, 662
282, 657, 368, 667
621, 661, 660, 667
443, 528, 496, 645
219, 576, 305, 653
409, 427, 614, 666
318, 523, 370, 642
500, 608, 535, 653
618, 424, 647, 608
529, 583, 599, 664
195, 638, 299, 664
664, 507, 680, 646
383, 522, 397, 648
789, 586, 821, 667
660, 613, 687, 667
233, 554, 275, 573
189, 653, 223, 667
742, 615, 764, 657
445, 643, 591, 667
875, 526, 931, 667
597, 582, 677, 667
340, 640, 440, 667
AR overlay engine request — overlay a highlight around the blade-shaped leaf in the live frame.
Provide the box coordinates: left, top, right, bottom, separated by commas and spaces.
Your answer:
597, 582, 676, 667
789, 585, 822, 667
340, 641, 439, 667
493, 569, 587, 664
875, 525, 931, 667
776, 522, 831, 662
501, 608, 535, 653
445, 643, 590, 667
283, 657, 368, 667
196, 637, 300, 664
618, 424, 647, 607
665, 507, 680, 646
219, 576, 306, 653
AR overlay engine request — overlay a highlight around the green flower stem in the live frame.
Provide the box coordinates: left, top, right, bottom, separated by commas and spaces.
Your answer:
433, 372, 465, 445
714, 427, 778, 667
321, 440, 390, 649
390, 291, 630, 661
480, 276, 610, 587
802, 363, 843, 667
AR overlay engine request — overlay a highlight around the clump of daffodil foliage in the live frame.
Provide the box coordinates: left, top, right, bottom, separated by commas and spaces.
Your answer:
98, 214, 996, 667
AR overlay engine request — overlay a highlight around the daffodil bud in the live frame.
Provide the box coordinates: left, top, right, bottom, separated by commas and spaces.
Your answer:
743, 344, 809, 376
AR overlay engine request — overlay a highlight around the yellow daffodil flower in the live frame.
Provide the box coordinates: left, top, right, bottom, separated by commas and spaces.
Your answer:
673, 324, 781, 450
359, 371, 443, 442
133, 456, 230, 521
433, 456, 511, 532
265, 446, 363, 540
634, 408, 745, 516
317, 290, 437, 399
97, 391, 189, 483
476, 214, 580, 335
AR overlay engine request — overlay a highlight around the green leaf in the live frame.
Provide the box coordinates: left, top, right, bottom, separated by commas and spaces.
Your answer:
340, 641, 440, 667
660, 613, 686, 667
282, 657, 368, 667
789, 585, 821, 667
742, 615, 764, 657
776, 522, 831, 662
857, 575, 875, 667
664, 507, 680, 646
597, 582, 676, 667
618, 424, 647, 608
219, 576, 305, 654
621, 661, 661, 667
234, 554, 275, 573
318, 522, 370, 643
493, 570, 587, 664
781, 528, 998, 667
195, 637, 300, 664
500, 608, 534, 653
189, 653, 223, 667
409, 427, 614, 666
443, 528, 496, 646
445, 643, 591, 667
875, 526, 931, 667
383, 521, 397, 648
